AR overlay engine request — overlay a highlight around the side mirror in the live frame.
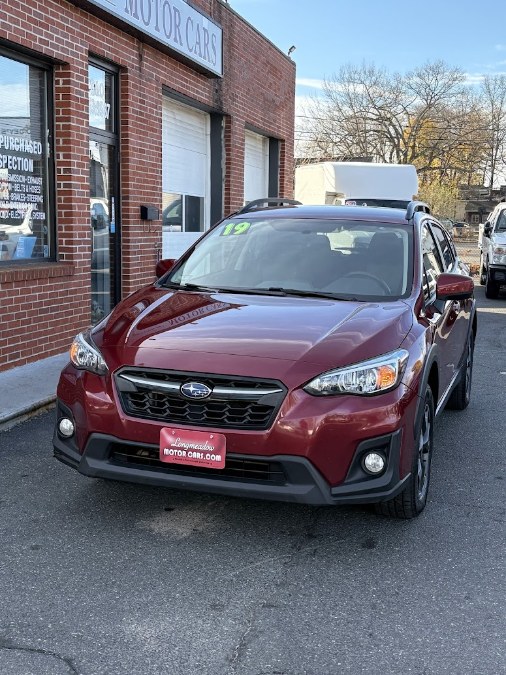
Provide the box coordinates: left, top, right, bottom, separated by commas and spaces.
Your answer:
436, 273, 474, 301
484, 222, 492, 237
156, 258, 176, 279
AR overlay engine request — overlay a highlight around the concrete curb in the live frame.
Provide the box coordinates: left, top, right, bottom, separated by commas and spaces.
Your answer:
0, 352, 68, 432
0, 398, 57, 432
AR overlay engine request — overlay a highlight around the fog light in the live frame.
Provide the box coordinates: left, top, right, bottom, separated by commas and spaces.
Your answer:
363, 452, 386, 475
58, 418, 75, 438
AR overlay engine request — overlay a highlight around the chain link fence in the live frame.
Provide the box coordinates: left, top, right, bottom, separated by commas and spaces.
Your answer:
454, 232, 480, 275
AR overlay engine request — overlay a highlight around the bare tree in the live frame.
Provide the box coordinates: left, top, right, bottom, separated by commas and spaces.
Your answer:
297, 61, 487, 190
480, 75, 506, 189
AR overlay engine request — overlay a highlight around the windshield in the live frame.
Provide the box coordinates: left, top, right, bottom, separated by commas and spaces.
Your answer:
496, 212, 506, 232
165, 217, 413, 300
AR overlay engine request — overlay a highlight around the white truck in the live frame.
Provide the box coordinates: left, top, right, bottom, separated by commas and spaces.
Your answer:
478, 200, 506, 299
294, 161, 419, 209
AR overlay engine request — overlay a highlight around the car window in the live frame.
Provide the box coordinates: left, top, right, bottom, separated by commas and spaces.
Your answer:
167, 217, 413, 300
421, 223, 444, 302
496, 210, 506, 231
431, 222, 455, 271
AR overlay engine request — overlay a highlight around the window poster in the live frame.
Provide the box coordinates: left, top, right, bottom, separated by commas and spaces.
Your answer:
0, 55, 50, 262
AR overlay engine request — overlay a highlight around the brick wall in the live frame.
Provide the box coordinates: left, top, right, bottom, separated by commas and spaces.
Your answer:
0, 0, 295, 371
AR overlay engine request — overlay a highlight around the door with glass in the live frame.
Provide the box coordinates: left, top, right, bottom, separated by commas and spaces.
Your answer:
90, 140, 116, 323
89, 62, 119, 324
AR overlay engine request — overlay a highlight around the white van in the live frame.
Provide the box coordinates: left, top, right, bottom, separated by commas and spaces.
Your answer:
294, 161, 418, 209
478, 201, 506, 298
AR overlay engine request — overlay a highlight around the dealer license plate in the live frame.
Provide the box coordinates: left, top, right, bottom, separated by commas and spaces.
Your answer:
159, 428, 226, 469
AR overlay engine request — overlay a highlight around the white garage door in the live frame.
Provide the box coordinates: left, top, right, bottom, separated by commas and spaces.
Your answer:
244, 130, 269, 204
162, 98, 210, 259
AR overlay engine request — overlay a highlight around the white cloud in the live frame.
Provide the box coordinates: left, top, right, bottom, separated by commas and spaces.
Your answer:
465, 68, 506, 85
495, 44, 506, 51
0, 84, 29, 117
463, 72, 486, 85
296, 77, 326, 90
295, 94, 317, 119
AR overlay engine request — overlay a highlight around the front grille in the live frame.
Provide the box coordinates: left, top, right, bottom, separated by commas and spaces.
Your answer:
114, 368, 287, 430
109, 443, 287, 485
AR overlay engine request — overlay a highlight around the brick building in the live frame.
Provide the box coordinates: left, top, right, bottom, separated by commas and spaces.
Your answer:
0, 0, 295, 371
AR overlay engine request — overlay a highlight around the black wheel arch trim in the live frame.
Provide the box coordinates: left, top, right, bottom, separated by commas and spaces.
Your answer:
413, 345, 438, 441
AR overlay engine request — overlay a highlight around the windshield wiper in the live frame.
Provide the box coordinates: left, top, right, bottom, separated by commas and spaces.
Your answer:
161, 282, 358, 301
189, 286, 333, 298
180, 283, 221, 292
162, 281, 220, 293
263, 287, 356, 300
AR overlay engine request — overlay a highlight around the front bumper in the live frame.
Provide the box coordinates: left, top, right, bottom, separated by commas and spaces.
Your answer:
53, 418, 408, 506
54, 357, 419, 506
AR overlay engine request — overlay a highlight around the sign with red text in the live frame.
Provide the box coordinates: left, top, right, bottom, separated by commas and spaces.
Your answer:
160, 427, 226, 469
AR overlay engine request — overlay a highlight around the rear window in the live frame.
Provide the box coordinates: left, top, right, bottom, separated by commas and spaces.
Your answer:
345, 199, 409, 209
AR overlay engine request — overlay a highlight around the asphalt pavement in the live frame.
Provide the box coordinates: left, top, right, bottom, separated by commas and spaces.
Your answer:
0, 285, 505, 675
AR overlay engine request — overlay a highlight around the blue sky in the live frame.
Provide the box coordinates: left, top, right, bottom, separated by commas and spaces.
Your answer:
232, 0, 506, 113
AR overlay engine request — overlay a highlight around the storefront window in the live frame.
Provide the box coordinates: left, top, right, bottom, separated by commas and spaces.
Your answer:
89, 65, 114, 133
162, 192, 182, 231
162, 192, 204, 232
0, 53, 52, 263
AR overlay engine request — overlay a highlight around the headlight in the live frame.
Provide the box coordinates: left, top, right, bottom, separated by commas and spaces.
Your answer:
70, 331, 108, 375
492, 245, 506, 264
304, 349, 409, 396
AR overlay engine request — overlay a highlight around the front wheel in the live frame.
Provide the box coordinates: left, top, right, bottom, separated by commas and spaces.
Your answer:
446, 332, 474, 410
375, 388, 434, 519
485, 266, 500, 299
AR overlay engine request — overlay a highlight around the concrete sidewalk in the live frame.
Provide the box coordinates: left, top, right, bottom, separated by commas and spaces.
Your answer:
0, 352, 69, 430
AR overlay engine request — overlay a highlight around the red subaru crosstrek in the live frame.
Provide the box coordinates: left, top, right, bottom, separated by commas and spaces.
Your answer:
54, 201, 476, 518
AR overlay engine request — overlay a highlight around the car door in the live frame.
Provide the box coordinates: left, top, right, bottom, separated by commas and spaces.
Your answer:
430, 221, 471, 367
482, 207, 498, 264
493, 208, 506, 242
421, 222, 463, 398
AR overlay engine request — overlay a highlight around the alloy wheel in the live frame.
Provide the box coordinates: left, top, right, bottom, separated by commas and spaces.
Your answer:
464, 337, 473, 404
417, 398, 432, 502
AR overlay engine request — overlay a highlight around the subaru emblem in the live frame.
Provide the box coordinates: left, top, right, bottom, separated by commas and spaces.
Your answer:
180, 381, 212, 399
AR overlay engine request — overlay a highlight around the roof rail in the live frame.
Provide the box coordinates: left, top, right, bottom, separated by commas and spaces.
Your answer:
236, 198, 302, 215
406, 200, 431, 220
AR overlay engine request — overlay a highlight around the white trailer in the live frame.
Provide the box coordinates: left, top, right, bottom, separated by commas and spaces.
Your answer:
294, 161, 419, 209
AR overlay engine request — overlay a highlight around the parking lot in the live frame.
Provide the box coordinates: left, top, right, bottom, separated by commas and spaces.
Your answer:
0, 283, 504, 675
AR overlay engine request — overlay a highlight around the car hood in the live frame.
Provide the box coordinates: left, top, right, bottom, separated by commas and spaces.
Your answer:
94, 287, 413, 383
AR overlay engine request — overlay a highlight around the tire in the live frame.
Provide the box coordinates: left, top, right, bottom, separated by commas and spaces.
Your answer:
375, 387, 434, 519
479, 256, 487, 285
446, 332, 474, 411
485, 266, 500, 299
